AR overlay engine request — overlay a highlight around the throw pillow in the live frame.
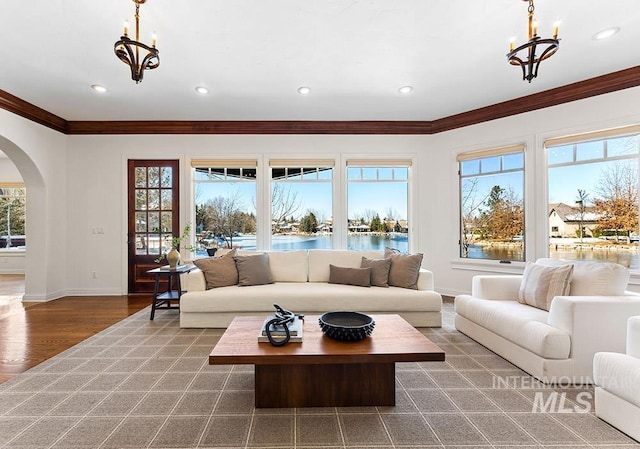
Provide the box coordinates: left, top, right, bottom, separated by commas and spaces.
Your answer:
384, 248, 424, 289
235, 253, 274, 287
329, 265, 371, 287
518, 262, 573, 311
193, 250, 238, 289
361, 256, 391, 287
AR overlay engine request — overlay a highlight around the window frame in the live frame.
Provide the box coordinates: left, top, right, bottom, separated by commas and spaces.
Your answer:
0, 183, 26, 252
268, 161, 335, 251
544, 126, 640, 270
455, 144, 526, 266
345, 162, 412, 252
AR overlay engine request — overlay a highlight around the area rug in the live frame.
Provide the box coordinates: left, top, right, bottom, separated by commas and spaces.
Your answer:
0, 302, 637, 449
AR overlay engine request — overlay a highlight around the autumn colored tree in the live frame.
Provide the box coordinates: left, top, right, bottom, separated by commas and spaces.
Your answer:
593, 163, 638, 242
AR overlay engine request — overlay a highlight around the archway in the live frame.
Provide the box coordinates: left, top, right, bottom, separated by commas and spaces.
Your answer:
0, 135, 46, 301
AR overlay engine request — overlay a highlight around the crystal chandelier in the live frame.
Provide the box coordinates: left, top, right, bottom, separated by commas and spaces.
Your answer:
114, 0, 160, 83
507, 0, 559, 83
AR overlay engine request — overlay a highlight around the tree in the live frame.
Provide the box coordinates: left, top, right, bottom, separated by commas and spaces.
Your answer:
271, 184, 301, 233
460, 177, 492, 256
575, 189, 589, 242
478, 186, 523, 241
299, 211, 318, 233
370, 214, 383, 232
197, 191, 247, 248
593, 163, 639, 243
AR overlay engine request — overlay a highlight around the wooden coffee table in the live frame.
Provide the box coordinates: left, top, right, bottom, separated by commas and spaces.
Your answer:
209, 314, 445, 408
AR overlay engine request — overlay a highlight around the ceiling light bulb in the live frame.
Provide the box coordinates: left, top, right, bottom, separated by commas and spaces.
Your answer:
593, 27, 620, 40
91, 84, 107, 93
398, 86, 413, 94
195, 86, 209, 95
297, 86, 311, 95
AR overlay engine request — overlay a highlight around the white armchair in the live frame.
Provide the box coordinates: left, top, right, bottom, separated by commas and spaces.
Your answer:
593, 316, 640, 442
454, 259, 640, 384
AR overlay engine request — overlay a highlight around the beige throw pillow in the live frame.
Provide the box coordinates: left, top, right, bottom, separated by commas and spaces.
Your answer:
193, 250, 238, 289
361, 256, 391, 287
518, 262, 573, 311
329, 265, 371, 287
384, 248, 423, 290
235, 253, 274, 286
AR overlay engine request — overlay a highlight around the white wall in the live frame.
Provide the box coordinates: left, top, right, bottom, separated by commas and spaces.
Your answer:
0, 109, 67, 299
5, 86, 640, 300
0, 157, 24, 182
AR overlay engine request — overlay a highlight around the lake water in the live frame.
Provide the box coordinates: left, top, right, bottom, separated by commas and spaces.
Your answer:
196, 233, 409, 256
467, 244, 640, 269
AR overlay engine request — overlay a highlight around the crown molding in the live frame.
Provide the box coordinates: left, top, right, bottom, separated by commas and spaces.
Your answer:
430, 66, 640, 133
2, 66, 639, 136
0, 90, 66, 134
65, 120, 433, 135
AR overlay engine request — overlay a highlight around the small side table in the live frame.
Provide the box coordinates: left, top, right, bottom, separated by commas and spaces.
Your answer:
147, 265, 196, 320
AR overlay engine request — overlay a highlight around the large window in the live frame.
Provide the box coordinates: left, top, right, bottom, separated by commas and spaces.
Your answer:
458, 146, 525, 262
347, 162, 410, 252
0, 184, 26, 249
546, 128, 640, 269
193, 161, 257, 253
270, 161, 333, 250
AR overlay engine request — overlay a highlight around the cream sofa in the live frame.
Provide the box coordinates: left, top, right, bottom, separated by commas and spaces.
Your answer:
454, 258, 640, 384
180, 249, 442, 328
593, 316, 640, 442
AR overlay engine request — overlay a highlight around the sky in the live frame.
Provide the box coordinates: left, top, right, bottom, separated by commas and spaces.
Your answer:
194, 180, 408, 222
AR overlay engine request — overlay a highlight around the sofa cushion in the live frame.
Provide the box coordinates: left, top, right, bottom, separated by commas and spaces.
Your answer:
267, 250, 308, 282
193, 250, 238, 289
361, 256, 391, 287
235, 253, 274, 287
384, 248, 423, 290
455, 295, 571, 359
308, 250, 382, 282
518, 262, 573, 311
181, 282, 441, 314
594, 352, 640, 408
536, 258, 629, 296
329, 265, 371, 287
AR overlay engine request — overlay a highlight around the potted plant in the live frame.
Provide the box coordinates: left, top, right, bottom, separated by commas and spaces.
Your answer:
154, 223, 194, 268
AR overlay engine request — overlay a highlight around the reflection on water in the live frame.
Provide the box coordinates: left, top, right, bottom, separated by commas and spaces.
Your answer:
467, 244, 640, 269
467, 245, 524, 262
195, 234, 409, 256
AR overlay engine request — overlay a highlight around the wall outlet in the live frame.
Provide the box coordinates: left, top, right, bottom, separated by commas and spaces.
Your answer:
92, 271, 97, 279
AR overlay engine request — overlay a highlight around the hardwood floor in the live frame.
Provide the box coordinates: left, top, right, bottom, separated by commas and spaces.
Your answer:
0, 275, 151, 384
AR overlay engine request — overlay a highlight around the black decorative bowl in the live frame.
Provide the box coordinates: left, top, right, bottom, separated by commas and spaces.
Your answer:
318, 311, 375, 342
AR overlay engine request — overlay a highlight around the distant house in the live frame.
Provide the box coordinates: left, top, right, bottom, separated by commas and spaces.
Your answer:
548, 203, 599, 238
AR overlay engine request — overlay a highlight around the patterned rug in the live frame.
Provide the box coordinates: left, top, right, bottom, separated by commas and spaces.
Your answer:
0, 301, 637, 449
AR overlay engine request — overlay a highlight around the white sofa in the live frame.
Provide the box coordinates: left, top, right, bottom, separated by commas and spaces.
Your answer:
454, 258, 640, 384
180, 249, 442, 328
593, 316, 640, 442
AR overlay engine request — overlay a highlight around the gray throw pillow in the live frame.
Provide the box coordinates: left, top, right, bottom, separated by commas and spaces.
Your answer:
193, 250, 238, 289
329, 265, 371, 287
235, 253, 274, 287
361, 256, 391, 287
384, 248, 423, 289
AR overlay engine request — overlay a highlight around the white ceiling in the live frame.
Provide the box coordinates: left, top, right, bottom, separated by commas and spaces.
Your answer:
1, 0, 638, 121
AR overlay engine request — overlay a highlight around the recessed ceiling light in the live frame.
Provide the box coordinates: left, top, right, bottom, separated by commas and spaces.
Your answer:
91, 84, 107, 93
398, 86, 413, 94
195, 86, 209, 95
297, 86, 311, 95
593, 27, 620, 40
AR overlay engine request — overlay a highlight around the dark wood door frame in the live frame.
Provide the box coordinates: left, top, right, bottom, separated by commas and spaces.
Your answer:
127, 159, 180, 294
